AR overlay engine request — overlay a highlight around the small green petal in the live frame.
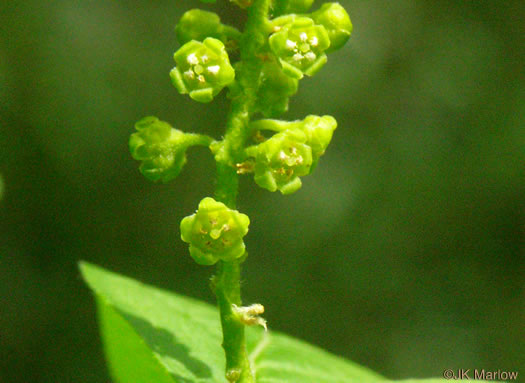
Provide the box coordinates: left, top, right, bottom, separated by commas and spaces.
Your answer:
135, 116, 160, 130
303, 54, 327, 76
270, 15, 298, 29
279, 177, 302, 195
254, 169, 278, 192
128, 134, 147, 160
180, 215, 196, 243
169, 67, 188, 94
189, 88, 214, 103
189, 246, 219, 266
174, 40, 201, 61
203, 37, 226, 55
220, 242, 246, 262
280, 59, 304, 79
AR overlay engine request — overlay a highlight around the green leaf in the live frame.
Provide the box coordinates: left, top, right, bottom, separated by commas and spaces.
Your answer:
80, 262, 451, 383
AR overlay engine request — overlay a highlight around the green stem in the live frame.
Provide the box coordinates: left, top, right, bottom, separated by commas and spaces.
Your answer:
214, 260, 253, 382
184, 133, 215, 147
213, 0, 271, 381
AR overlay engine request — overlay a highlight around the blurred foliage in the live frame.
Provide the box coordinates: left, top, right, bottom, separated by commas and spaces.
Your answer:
0, 0, 523, 382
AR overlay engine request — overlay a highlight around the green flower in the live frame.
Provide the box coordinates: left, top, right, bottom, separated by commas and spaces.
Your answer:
296, 115, 337, 166
175, 9, 223, 45
129, 117, 191, 183
283, 0, 315, 13
269, 16, 330, 79
249, 129, 313, 195
170, 38, 235, 103
250, 114, 337, 169
255, 60, 299, 118
175, 9, 241, 47
311, 3, 352, 52
180, 197, 250, 265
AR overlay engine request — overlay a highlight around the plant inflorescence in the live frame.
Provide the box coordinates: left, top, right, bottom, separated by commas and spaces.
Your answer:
129, 0, 352, 381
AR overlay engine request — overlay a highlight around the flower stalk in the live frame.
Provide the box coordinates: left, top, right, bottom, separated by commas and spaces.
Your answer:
213, 0, 272, 380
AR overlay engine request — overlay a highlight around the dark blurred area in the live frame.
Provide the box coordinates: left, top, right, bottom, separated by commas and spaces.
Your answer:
1, 0, 523, 381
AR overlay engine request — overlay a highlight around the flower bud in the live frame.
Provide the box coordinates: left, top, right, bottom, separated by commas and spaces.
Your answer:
282, 0, 315, 13
299, 115, 337, 163
311, 3, 352, 52
175, 9, 224, 45
170, 38, 235, 103
255, 60, 299, 118
129, 116, 194, 183
251, 129, 313, 195
269, 17, 331, 79
180, 197, 250, 265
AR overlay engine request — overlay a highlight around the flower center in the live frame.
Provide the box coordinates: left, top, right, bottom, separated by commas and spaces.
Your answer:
286, 32, 319, 63
183, 53, 219, 84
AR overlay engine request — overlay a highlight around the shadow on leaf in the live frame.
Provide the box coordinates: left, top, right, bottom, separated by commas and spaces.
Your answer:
118, 309, 213, 382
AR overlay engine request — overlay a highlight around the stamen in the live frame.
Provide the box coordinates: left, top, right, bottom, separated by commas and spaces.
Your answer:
305, 52, 316, 61
286, 39, 297, 49
187, 53, 199, 65
207, 65, 220, 74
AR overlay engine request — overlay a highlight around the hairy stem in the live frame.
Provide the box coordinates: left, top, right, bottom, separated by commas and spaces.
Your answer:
213, 0, 271, 381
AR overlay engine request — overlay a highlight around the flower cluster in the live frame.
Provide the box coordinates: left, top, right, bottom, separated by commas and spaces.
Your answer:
131, 1, 351, 267
170, 2, 351, 107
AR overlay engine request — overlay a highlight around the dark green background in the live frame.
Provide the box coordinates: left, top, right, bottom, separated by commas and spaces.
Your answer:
1, 0, 523, 381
